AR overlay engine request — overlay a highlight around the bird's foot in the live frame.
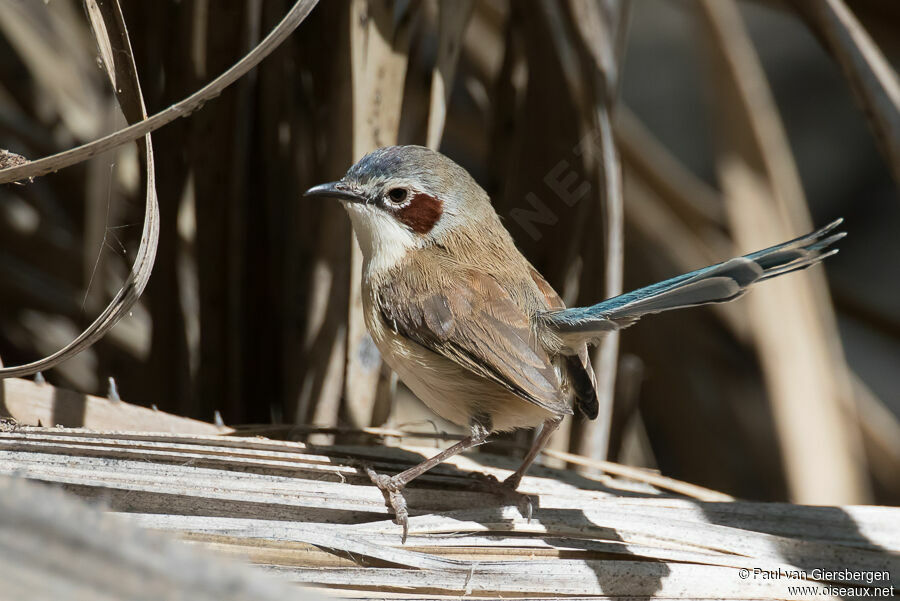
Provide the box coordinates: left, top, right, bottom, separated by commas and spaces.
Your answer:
466, 471, 535, 521
366, 467, 410, 543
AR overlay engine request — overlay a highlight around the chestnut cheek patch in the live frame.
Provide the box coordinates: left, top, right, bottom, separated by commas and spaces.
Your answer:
396, 193, 443, 234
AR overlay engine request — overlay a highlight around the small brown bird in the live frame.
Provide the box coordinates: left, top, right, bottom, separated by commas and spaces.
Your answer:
306, 145, 844, 541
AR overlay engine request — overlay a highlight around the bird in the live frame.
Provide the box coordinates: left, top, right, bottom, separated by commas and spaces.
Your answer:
305, 144, 845, 542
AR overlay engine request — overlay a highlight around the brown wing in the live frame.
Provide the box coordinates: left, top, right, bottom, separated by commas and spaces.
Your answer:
379, 270, 572, 417
528, 267, 600, 420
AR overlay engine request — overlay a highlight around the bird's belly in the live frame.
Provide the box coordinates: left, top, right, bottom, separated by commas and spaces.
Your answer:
366, 309, 553, 432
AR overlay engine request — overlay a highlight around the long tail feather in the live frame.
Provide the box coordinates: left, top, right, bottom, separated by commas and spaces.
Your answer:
541, 219, 845, 350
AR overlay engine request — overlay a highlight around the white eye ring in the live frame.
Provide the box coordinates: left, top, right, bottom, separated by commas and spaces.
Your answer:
386, 188, 409, 205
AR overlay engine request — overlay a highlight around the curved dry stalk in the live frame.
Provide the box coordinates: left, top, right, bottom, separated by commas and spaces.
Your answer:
0, 0, 158, 380
0, 0, 318, 186
0, 0, 319, 380
790, 0, 900, 188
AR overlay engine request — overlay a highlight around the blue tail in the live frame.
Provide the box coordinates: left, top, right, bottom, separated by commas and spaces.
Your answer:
541, 219, 845, 348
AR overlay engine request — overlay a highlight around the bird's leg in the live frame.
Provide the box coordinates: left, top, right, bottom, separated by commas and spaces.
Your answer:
366, 420, 491, 543
503, 416, 563, 490
464, 416, 563, 521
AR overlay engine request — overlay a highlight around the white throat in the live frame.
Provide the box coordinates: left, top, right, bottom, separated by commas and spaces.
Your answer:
343, 202, 421, 278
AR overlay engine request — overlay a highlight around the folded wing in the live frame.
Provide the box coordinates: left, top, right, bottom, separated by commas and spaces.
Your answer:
379, 270, 573, 417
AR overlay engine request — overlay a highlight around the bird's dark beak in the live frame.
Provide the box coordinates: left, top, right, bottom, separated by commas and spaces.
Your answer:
304, 181, 366, 204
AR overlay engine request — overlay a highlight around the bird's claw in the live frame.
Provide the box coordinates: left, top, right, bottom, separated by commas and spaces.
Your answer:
466, 471, 534, 521
366, 467, 409, 543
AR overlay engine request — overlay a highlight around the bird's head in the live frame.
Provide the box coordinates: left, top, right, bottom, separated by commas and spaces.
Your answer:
305, 145, 494, 273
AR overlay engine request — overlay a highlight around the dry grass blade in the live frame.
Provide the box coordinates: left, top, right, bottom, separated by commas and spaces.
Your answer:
0, 0, 158, 380
344, 0, 413, 428
0, 0, 319, 185
0, 1, 105, 141
615, 105, 725, 229
84, 0, 116, 92
850, 372, 900, 497
697, 0, 870, 504
790, 0, 900, 187
85, 1, 147, 130
566, 0, 630, 106
582, 109, 623, 461
541, 447, 735, 502
425, 0, 473, 150
556, 0, 630, 461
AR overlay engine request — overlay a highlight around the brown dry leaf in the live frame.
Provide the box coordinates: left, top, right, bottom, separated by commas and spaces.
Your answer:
0, 149, 27, 170
0, 149, 29, 184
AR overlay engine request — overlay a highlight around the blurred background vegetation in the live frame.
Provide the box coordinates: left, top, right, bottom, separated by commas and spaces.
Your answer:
0, 0, 897, 506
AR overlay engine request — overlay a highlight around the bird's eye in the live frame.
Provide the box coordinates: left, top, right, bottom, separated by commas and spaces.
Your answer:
386, 188, 408, 204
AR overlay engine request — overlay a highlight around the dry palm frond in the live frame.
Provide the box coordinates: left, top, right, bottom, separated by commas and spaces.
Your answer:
1, 426, 897, 599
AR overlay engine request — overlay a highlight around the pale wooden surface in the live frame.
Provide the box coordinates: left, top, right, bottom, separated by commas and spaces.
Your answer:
1, 425, 897, 600
0, 377, 230, 434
